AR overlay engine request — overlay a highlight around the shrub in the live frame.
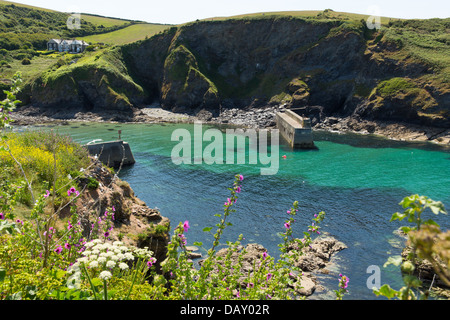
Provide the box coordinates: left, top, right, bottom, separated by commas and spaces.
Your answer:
21, 57, 31, 65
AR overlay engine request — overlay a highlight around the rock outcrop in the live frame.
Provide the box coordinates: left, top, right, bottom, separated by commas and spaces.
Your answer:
207, 236, 346, 297
70, 157, 170, 271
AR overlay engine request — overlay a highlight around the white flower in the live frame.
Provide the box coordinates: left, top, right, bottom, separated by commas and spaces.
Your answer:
119, 262, 129, 270
89, 260, 99, 268
97, 256, 107, 264
113, 241, 123, 246
83, 250, 92, 256
106, 260, 116, 268
99, 271, 112, 281
124, 252, 134, 261
77, 257, 88, 264
109, 254, 119, 261
116, 253, 125, 261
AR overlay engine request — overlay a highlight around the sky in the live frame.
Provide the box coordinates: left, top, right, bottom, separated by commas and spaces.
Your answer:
6, 0, 450, 24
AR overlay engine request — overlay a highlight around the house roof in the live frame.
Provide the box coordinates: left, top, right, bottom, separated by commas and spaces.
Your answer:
48, 39, 89, 46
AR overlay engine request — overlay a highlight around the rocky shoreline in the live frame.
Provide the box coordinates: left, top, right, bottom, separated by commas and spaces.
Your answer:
12, 104, 450, 147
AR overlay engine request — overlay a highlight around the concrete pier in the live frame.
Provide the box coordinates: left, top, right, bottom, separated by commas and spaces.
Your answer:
276, 110, 315, 149
84, 140, 136, 168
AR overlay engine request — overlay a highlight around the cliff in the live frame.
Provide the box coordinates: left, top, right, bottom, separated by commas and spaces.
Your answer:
72, 157, 170, 271
18, 15, 450, 129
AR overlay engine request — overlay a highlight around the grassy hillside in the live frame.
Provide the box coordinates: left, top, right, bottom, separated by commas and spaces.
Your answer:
204, 9, 402, 25
81, 23, 172, 45
0, 0, 172, 90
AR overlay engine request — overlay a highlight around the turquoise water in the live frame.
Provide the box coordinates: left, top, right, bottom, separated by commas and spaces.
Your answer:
27, 122, 450, 299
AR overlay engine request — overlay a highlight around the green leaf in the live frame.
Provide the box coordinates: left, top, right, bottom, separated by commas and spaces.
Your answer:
193, 241, 203, 246
423, 219, 440, 227
403, 275, 422, 288
426, 200, 447, 215
91, 278, 102, 287
202, 227, 212, 232
374, 284, 398, 299
383, 255, 403, 268
390, 212, 406, 222
400, 226, 412, 234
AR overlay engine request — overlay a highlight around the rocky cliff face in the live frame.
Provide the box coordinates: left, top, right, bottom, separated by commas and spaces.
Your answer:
20, 16, 450, 128
72, 157, 170, 271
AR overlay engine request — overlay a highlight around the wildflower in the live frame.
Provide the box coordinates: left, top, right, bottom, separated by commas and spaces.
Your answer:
262, 252, 268, 260
65, 243, 71, 250
124, 252, 134, 260
98, 256, 107, 264
89, 260, 99, 268
44, 190, 50, 198
147, 257, 157, 268
178, 233, 187, 246
119, 262, 129, 270
282, 155, 287, 159
239, 174, 244, 181
104, 231, 110, 238
266, 273, 272, 281
54, 246, 63, 254
284, 221, 291, 229
106, 260, 116, 269
235, 186, 241, 193
0, 212, 4, 220
67, 187, 79, 197
99, 271, 112, 281
183, 220, 190, 232
339, 274, 349, 290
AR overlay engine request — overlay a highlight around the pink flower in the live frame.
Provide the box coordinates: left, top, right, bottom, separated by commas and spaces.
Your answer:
147, 257, 157, 268
183, 220, 190, 232
67, 187, 78, 196
0, 212, 4, 220
282, 155, 287, 159
284, 221, 291, 229
239, 174, 244, 181
54, 246, 63, 254
262, 252, 268, 260
44, 190, 50, 198
235, 186, 241, 193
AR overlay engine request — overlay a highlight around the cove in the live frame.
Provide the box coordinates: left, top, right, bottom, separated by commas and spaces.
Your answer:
27, 122, 450, 299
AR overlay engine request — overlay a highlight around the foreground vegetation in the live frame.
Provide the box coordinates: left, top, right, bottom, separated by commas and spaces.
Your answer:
0, 74, 448, 300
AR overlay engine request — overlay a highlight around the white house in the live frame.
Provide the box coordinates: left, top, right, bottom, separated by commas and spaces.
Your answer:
47, 39, 89, 53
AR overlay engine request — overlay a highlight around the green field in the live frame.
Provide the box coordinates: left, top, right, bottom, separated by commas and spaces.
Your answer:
204, 9, 403, 25
81, 14, 134, 28
81, 23, 172, 45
